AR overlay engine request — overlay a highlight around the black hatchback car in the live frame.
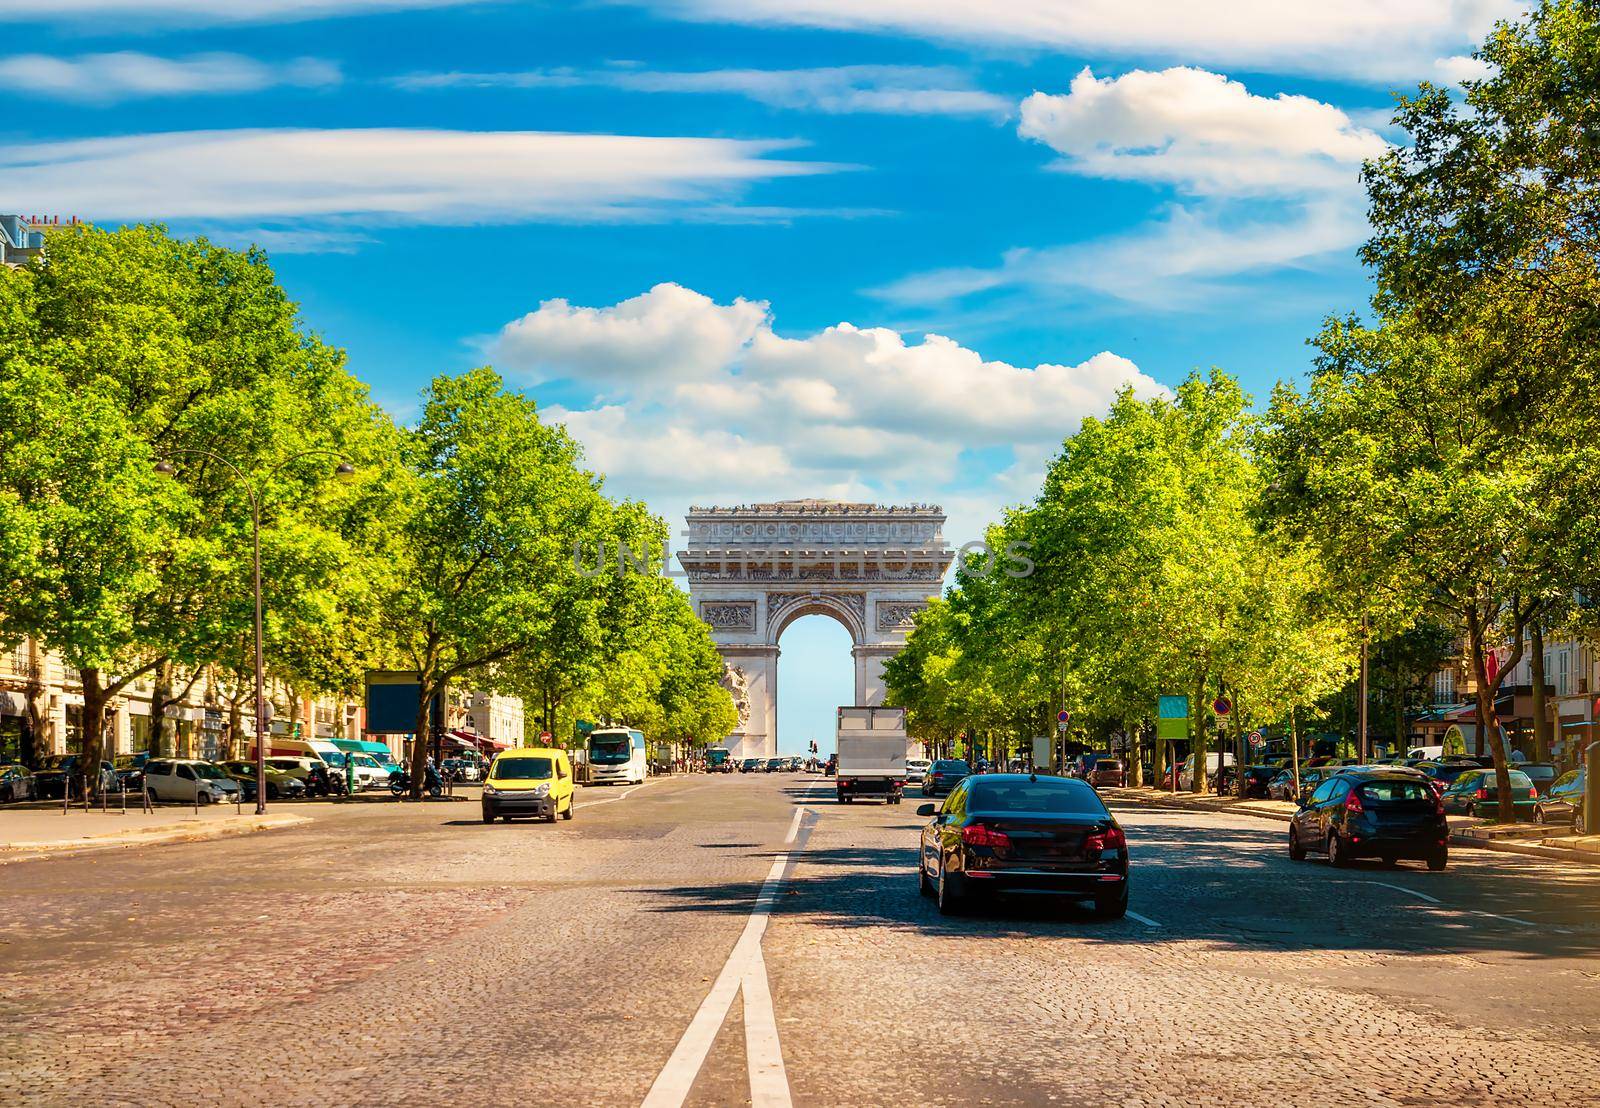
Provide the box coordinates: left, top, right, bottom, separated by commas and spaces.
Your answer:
921, 759, 970, 797
1288, 768, 1448, 870
917, 774, 1129, 918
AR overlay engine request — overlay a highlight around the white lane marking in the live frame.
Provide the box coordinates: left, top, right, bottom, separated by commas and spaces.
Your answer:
742, 949, 791, 1108
1365, 881, 1442, 904
1473, 911, 1543, 929
1364, 882, 1570, 933
1125, 910, 1162, 929
641, 806, 812, 1108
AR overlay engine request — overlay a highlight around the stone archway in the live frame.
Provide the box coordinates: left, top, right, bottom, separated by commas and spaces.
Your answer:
681, 499, 954, 759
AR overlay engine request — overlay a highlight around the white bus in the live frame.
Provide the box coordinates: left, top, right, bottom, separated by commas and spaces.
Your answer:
587, 728, 647, 785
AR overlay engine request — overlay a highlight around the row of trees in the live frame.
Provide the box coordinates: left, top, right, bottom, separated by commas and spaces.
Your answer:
886, 0, 1600, 818
0, 224, 737, 792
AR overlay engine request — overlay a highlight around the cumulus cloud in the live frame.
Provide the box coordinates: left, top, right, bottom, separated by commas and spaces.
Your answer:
882, 67, 1385, 310
644, 0, 1522, 83
396, 64, 1011, 118
499, 283, 1162, 529
0, 52, 339, 102
495, 284, 771, 387
0, 128, 832, 230
1018, 67, 1389, 198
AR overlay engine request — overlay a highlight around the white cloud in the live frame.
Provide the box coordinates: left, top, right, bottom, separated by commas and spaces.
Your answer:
0, 0, 471, 23
882, 67, 1384, 310
1018, 67, 1389, 198
397, 64, 1012, 118
646, 0, 1523, 82
0, 52, 339, 102
0, 128, 832, 229
500, 284, 1163, 531
495, 284, 771, 387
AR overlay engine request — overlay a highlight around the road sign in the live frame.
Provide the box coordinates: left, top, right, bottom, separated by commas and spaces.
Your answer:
1213, 695, 1232, 717
538, 730, 552, 743
1057, 710, 1070, 722
1057, 720, 1069, 731
1248, 730, 1263, 747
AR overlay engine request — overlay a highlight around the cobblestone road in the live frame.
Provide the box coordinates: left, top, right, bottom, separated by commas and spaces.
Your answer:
2, 775, 1597, 1107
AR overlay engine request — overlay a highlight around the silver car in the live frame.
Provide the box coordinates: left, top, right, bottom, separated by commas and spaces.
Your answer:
905, 758, 931, 785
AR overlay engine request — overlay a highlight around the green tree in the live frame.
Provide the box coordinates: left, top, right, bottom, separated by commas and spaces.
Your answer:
0, 225, 380, 789
381, 367, 613, 792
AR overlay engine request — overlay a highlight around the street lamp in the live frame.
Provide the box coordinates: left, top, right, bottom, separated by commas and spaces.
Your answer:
155, 450, 354, 814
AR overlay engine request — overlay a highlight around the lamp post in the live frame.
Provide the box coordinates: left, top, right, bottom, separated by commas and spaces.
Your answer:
155, 450, 354, 815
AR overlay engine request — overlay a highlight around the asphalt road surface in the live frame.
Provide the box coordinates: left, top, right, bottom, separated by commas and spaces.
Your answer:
2, 774, 1598, 1107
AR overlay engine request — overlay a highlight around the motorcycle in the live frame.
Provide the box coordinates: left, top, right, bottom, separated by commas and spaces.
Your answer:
388, 763, 444, 798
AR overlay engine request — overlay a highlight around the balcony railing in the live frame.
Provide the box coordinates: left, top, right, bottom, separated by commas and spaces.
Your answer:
0, 651, 40, 681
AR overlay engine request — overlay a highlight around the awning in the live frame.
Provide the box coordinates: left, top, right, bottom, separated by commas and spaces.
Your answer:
448, 729, 511, 753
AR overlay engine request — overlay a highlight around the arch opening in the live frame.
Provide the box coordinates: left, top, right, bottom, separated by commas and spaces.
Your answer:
775, 613, 854, 757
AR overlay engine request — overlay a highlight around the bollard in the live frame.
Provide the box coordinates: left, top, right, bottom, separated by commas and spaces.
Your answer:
62, 776, 70, 815
1584, 741, 1598, 837
120, 780, 126, 815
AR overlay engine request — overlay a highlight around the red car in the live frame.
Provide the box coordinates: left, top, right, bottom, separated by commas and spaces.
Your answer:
1088, 759, 1126, 788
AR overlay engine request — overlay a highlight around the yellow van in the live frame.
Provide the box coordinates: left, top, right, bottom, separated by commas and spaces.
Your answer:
481, 747, 574, 824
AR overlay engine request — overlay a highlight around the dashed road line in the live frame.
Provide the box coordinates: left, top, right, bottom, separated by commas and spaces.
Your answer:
575, 779, 655, 810
641, 802, 813, 1108
1125, 909, 1162, 929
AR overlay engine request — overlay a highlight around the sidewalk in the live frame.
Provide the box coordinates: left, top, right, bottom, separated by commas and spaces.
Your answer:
0, 803, 311, 862
1104, 786, 1598, 867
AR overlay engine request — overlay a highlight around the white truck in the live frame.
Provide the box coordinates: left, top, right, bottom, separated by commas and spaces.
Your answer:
835, 706, 908, 805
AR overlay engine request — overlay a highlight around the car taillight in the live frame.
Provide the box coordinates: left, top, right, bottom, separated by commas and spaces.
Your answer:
931, 773, 943, 782
838, 778, 852, 787
1434, 792, 1446, 816
1345, 790, 1365, 814
1476, 787, 1490, 800
1529, 786, 1538, 799
961, 823, 1011, 849
1083, 825, 1127, 852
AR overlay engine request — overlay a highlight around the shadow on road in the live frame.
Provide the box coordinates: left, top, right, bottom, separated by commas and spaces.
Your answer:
642, 821, 1600, 959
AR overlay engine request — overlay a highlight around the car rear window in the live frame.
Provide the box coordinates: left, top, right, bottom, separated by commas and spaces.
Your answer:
1095, 761, 1122, 771
968, 779, 1108, 815
1358, 780, 1433, 803
933, 761, 969, 773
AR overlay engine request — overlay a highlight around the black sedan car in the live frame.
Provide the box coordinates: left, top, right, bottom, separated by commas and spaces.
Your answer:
921, 758, 970, 797
917, 774, 1129, 918
33, 755, 116, 799
1288, 768, 1447, 870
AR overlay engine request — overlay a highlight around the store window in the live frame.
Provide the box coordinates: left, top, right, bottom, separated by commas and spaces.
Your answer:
0, 715, 25, 764
64, 705, 84, 754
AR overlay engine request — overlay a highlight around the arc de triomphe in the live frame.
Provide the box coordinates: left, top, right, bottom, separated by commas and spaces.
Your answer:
681, 500, 954, 759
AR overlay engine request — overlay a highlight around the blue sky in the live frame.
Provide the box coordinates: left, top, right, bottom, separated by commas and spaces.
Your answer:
2, 0, 1517, 750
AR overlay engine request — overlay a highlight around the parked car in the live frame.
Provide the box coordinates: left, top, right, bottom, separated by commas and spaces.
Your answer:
219, 760, 307, 800
1088, 759, 1126, 788
905, 758, 931, 785
334, 752, 390, 790
112, 752, 149, 792
922, 759, 970, 797
1440, 768, 1538, 820
1534, 768, 1587, 832
917, 773, 1129, 918
1289, 765, 1342, 804
1266, 768, 1305, 802
33, 755, 116, 799
1289, 768, 1449, 869
441, 757, 482, 783
142, 759, 243, 805
0, 763, 37, 802
1518, 762, 1558, 796
1410, 760, 1479, 792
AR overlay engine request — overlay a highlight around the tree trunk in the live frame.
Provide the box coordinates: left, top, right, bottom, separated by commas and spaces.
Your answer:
23, 637, 49, 765
149, 658, 174, 756
1289, 708, 1301, 800
1466, 607, 1516, 824
1127, 717, 1143, 787
80, 667, 108, 799
1393, 653, 1406, 753
1530, 622, 1550, 764
1189, 670, 1208, 794
407, 679, 435, 797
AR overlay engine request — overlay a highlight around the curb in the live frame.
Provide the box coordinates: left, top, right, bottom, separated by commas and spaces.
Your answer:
0, 813, 312, 863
